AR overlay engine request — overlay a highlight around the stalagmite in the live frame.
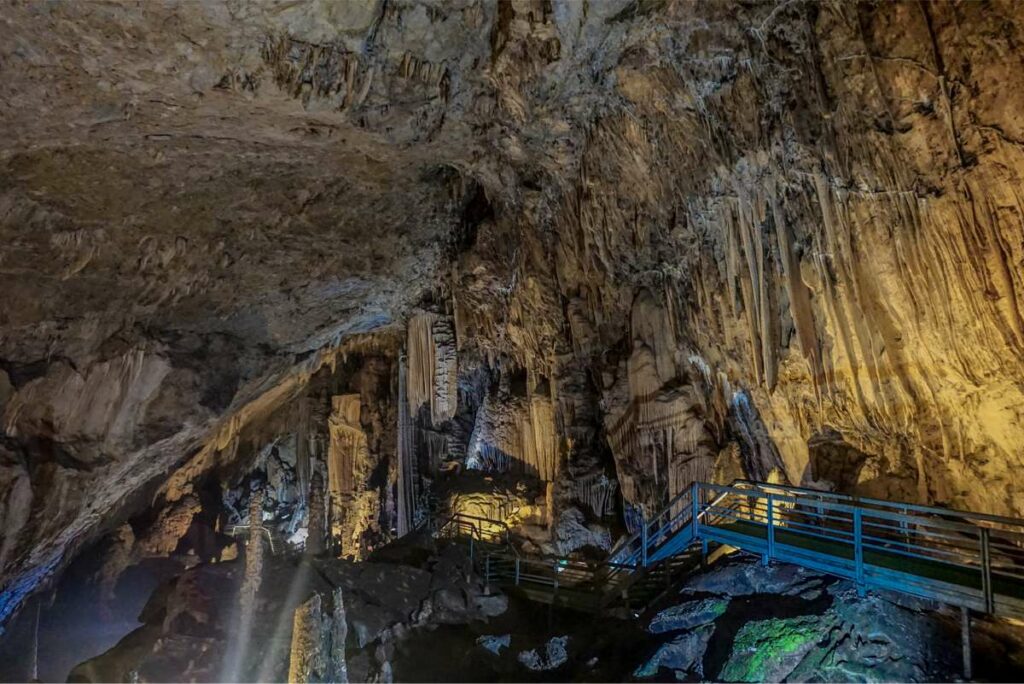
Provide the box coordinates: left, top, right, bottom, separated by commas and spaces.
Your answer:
286, 587, 348, 684
307, 472, 326, 556
296, 397, 312, 506
329, 588, 348, 684
288, 594, 324, 684
396, 353, 415, 537
241, 489, 265, 607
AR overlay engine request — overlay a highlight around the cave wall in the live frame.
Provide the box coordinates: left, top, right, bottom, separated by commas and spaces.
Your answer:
447, 0, 1024, 518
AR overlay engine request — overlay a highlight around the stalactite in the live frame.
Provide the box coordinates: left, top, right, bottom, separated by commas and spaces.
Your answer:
570, 473, 618, 518
327, 395, 368, 497
465, 380, 558, 482
419, 430, 448, 476
406, 313, 458, 425
527, 394, 557, 481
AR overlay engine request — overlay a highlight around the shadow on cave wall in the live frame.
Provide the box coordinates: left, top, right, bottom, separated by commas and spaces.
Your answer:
0, 543, 183, 683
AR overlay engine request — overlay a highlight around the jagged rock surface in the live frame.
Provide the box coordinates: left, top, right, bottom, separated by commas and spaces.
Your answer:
2, 0, 1024, 637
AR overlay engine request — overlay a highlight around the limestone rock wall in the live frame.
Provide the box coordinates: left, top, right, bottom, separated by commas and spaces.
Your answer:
448, 0, 1024, 519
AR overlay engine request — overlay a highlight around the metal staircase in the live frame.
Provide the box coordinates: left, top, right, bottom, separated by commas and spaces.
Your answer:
437, 480, 1024, 620
435, 512, 702, 615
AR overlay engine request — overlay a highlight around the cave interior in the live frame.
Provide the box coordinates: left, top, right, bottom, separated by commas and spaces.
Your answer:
2, 0, 1024, 682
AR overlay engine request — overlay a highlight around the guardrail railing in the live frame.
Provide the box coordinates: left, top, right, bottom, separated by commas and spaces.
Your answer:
693, 480, 1024, 618
435, 480, 1024, 619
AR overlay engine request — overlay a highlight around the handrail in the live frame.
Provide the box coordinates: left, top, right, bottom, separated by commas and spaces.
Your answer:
226, 524, 278, 554
435, 511, 514, 546
437, 479, 1024, 619
729, 479, 1024, 530
693, 480, 1024, 617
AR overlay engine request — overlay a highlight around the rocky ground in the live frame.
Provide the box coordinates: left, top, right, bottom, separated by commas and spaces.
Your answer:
390, 552, 1024, 683
20, 536, 1018, 683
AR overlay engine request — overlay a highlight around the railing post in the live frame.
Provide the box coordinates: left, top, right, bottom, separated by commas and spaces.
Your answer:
854, 507, 865, 597
981, 528, 994, 614
690, 481, 700, 541
484, 555, 491, 595
641, 511, 649, 568
764, 493, 774, 566
515, 557, 521, 586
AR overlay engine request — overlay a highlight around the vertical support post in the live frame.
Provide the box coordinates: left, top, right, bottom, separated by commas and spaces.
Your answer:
763, 493, 775, 566
854, 507, 865, 597
641, 512, 649, 568
690, 481, 700, 541
701, 538, 709, 569
961, 606, 972, 680
980, 528, 993, 614
484, 555, 491, 596
515, 557, 521, 586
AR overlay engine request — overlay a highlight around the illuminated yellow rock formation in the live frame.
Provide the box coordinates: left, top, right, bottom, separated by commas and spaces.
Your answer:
407, 313, 458, 425
288, 594, 323, 684
328, 395, 368, 498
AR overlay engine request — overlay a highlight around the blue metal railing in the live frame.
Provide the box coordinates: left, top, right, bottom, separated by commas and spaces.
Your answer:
686, 480, 1024, 618
437, 481, 1024, 619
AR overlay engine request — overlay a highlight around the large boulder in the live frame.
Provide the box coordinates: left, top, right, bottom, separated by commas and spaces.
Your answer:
649, 597, 729, 634
635, 624, 715, 679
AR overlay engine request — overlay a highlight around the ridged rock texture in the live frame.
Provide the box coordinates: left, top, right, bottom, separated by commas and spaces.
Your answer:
1, 0, 1023, 632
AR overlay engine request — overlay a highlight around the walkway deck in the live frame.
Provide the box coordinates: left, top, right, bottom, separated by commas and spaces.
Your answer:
439, 480, 1024, 619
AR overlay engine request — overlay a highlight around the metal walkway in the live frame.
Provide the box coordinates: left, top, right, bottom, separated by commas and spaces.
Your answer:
439, 479, 1024, 619
435, 512, 702, 615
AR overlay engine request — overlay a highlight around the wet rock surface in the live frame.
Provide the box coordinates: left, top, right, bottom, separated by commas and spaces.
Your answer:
518, 635, 570, 672
648, 598, 730, 635
2, 539, 1013, 683
67, 536, 502, 683
635, 554, 1024, 683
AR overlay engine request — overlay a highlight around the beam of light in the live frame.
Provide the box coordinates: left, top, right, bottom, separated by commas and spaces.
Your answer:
31, 602, 40, 682
219, 583, 255, 683
254, 561, 314, 682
